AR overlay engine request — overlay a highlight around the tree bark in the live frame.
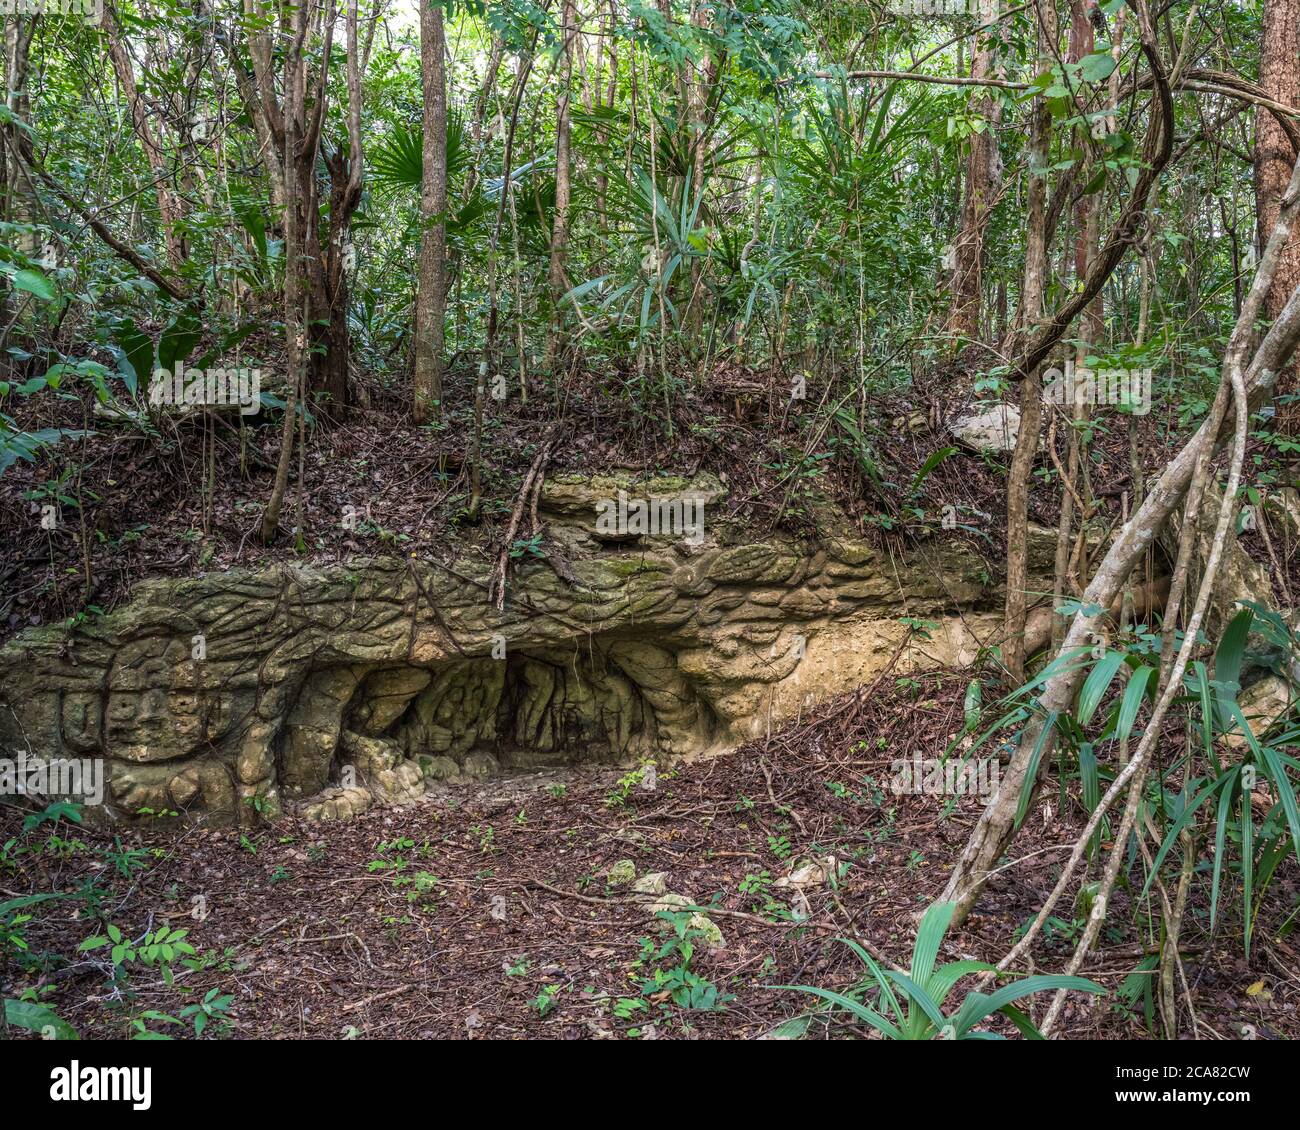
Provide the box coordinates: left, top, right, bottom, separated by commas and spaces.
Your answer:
413, 0, 448, 424
1002, 0, 1057, 683
260, 0, 315, 545
236, 0, 352, 408
2, 15, 34, 246
1254, 0, 1300, 428
543, 0, 577, 374
945, 0, 1000, 345
104, 5, 189, 267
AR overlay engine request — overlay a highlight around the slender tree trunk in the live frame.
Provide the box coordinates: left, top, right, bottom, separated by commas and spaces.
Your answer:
684, 0, 719, 346
104, 7, 188, 267
311, 0, 364, 415
413, 0, 448, 424
1255, 0, 1300, 429
1071, 0, 1103, 353
595, 0, 617, 234
475, 37, 540, 518
1048, 0, 1101, 640
237, 0, 346, 407
261, 1, 314, 545
543, 0, 577, 374
1002, 0, 1057, 682
945, 0, 999, 346
2, 16, 34, 258
464, 37, 503, 204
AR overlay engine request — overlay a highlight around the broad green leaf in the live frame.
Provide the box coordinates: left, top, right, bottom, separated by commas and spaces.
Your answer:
1078, 650, 1125, 725
909, 901, 955, 988
1116, 665, 1155, 742
4, 999, 78, 1039
11, 269, 56, 300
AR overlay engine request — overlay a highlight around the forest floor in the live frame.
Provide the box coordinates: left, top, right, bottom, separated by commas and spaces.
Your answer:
6, 352, 1300, 1040
5, 666, 1297, 1041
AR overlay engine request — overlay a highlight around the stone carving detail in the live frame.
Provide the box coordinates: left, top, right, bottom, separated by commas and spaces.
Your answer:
0, 474, 1053, 824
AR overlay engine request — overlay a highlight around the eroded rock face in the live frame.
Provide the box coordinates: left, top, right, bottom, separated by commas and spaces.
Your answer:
0, 473, 1052, 825
948, 402, 1022, 455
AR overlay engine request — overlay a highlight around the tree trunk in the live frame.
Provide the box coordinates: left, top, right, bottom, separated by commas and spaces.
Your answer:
464, 37, 503, 204
945, 0, 1000, 345
238, 0, 350, 409
1002, 0, 1057, 682
2, 16, 34, 256
543, 0, 577, 374
104, 7, 188, 268
1255, 0, 1300, 429
261, 0, 314, 545
413, 0, 449, 424
311, 0, 365, 414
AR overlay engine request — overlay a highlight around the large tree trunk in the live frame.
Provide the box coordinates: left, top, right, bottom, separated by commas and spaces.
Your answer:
413, 0, 449, 424
1255, 0, 1300, 429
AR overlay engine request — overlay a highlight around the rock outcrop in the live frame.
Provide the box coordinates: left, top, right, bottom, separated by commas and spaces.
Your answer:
0, 473, 1054, 825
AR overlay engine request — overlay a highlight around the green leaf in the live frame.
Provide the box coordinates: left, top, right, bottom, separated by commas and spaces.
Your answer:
909, 901, 954, 988
999, 1002, 1045, 1039
773, 984, 903, 1040
1078, 650, 1125, 725
1116, 665, 1155, 742
1210, 768, 1238, 928
950, 975, 1104, 1035
106, 317, 154, 396
837, 938, 903, 1024
1243, 801, 1255, 957
1015, 713, 1059, 827
1214, 607, 1254, 698
0, 891, 65, 916
910, 446, 958, 492
1258, 745, 1300, 871
11, 268, 56, 300
1141, 774, 1222, 900
927, 959, 998, 1007
963, 679, 983, 733
1189, 660, 1218, 769
1079, 51, 1117, 83
883, 970, 949, 1036
157, 313, 203, 377
4, 999, 78, 1039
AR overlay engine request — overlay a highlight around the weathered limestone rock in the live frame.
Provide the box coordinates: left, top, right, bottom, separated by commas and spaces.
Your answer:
0, 473, 1056, 825
948, 403, 1021, 455
606, 859, 636, 887
1225, 675, 1293, 750
631, 872, 668, 896
303, 785, 372, 823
